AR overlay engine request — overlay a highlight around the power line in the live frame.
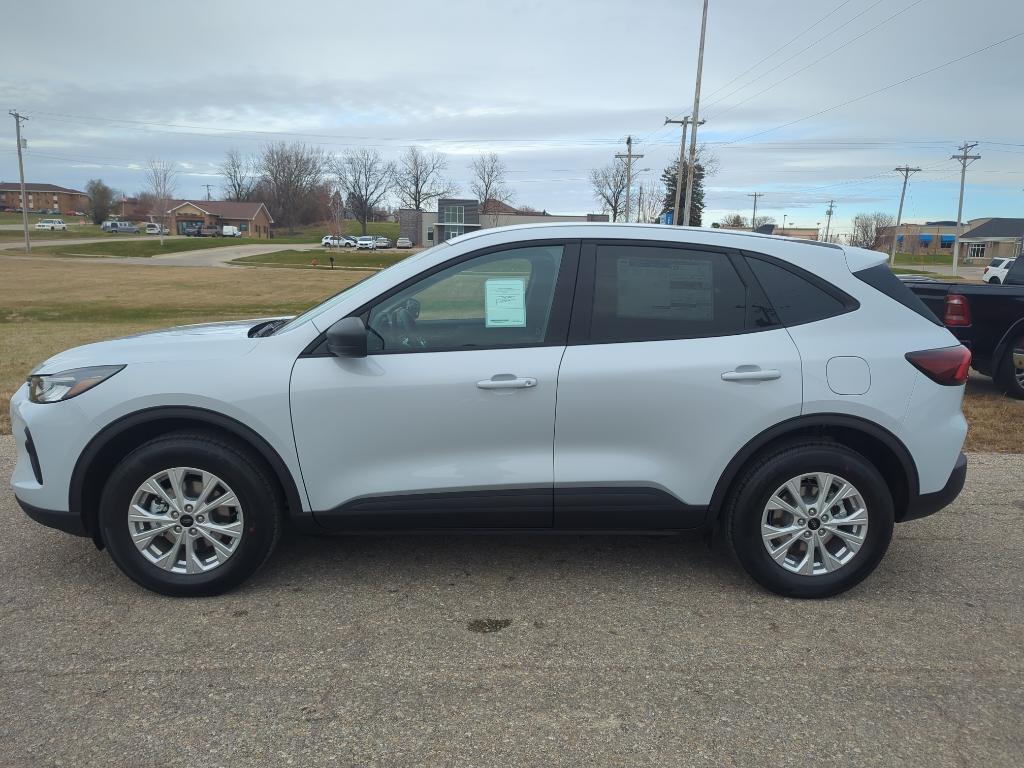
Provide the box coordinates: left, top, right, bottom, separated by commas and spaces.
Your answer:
701, 0, 856, 103
703, 0, 895, 114
721, 31, 1024, 147
705, 0, 927, 121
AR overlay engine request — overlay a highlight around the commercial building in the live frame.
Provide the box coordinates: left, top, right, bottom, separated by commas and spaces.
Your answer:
399, 198, 609, 246
957, 218, 1024, 261
0, 182, 90, 214
167, 200, 274, 238
876, 221, 972, 256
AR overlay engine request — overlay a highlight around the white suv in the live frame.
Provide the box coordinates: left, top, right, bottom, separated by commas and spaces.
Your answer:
10, 224, 969, 598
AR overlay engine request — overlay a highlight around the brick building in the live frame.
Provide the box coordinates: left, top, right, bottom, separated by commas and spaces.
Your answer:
167, 201, 274, 239
0, 182, 90, 214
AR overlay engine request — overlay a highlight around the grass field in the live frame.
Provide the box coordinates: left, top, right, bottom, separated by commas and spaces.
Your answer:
29, 238, 240, 259
0, 223, 101, 240
0, 257, 1020, 450
232, 249, 413, 270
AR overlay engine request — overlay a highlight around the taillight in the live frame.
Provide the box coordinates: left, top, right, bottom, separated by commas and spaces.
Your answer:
906, 346, 971, 386
943, 294, 971, 327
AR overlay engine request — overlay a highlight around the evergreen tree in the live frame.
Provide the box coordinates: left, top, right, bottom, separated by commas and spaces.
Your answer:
660, 159, 706, 227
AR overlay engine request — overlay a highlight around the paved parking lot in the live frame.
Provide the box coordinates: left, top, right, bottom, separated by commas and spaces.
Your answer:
1, 436, 1021, 767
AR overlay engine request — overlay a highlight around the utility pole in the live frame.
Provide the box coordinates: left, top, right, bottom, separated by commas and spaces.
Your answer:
9, 110, 30, 253
203, 184, 213, 201
781, 213, 788, 235
615, 135, 643, 223
889, 165, 921, 266
665, 115, 704, 225
951, 142, 980, 277
682, 0, 710, 227
748, 192, 763, 231
824, 200, 836, 242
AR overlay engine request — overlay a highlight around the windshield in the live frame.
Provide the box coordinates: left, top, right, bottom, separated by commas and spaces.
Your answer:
275, 242, 450, 333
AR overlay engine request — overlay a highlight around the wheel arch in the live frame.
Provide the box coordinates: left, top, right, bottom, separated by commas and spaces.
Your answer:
991, 316, 1024, 376
709, 414, 919, 523
70, 406, 305, 546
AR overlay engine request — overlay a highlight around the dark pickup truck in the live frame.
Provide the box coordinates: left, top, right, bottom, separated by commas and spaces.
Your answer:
907, 258, 1024, 398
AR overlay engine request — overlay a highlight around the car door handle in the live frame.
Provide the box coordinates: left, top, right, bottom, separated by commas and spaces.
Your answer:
477, 376, 537, 390
721, 368, 782, 382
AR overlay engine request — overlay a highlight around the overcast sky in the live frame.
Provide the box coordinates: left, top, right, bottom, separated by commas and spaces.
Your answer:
3, 0, 1023, 232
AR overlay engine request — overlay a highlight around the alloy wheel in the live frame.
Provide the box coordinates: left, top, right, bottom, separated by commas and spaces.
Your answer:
127, 467, 244, 575
760, 472, 869, 576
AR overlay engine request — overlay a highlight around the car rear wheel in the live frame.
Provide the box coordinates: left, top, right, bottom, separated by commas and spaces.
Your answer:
99, 432, 283, 597
998, 334, 1024, 400
725, 441, 894, 598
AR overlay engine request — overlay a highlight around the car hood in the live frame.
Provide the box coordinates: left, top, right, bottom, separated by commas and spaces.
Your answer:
33, 318, 286, 372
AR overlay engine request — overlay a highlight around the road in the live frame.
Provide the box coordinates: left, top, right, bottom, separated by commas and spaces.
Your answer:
1, 436, 1021, 767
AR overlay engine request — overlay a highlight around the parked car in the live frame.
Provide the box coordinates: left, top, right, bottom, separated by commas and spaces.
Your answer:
356, 235, 376, 250
11, 224, 969, 598
101, 220, 140, 234
396, 237, 413, 249
144, 223, 169, 236
982, 257, 1016, 284
34, 219, 67, 231
222, 225, 242, 238
375, 237, 391, 249
321, 235, 356, 248
907, 258, 1024, 398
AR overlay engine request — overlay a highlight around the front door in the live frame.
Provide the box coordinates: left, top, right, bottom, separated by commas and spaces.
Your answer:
290, 241, 578, 529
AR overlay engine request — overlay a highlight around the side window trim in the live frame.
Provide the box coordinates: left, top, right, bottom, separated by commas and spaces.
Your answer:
301, 239, 581, 357
568, 238, 773, 346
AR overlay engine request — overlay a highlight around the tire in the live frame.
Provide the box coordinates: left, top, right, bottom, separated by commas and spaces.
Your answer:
989, 277, 1001, 285
724, 441, 894, 599
99, 432, 283, 597
997, 334, 1024, 400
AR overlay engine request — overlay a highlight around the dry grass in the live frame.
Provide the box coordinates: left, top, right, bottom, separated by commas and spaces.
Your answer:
1, 258, 1021, 453
962, 373, 1024, 453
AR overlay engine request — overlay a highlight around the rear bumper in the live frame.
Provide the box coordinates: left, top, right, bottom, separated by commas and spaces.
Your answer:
16, 496, 88, 537
901, 452, 967, 522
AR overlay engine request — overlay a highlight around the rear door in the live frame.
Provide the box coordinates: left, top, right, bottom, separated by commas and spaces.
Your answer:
553, 240, 802, 528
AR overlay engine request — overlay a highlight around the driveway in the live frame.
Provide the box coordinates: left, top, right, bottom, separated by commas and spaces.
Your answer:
1, 436, 1021, 767
0, 236, 321, 267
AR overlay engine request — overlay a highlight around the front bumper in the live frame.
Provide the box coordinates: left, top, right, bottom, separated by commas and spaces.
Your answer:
15, 496, 88, 537
902, 452, 967, 522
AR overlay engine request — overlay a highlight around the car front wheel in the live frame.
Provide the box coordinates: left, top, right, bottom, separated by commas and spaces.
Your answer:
725, 441, 894, 598
99, 432, 283, 596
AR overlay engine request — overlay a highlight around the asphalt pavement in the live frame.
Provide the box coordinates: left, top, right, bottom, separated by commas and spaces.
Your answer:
1, 436, 1021, 767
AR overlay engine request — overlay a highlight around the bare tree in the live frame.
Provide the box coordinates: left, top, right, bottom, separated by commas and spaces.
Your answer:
258, 142, 328, 233
469, 153, 512, 205
394, 147, 457, 211
719, 213, 748, 229
636, 180, 664, 223
334, 148, 396, 235
849, 211, 896, 250
145, 158, 178, 246
589, 162, 628, 222
753, 215, 776, 229
219, 149, 258, 201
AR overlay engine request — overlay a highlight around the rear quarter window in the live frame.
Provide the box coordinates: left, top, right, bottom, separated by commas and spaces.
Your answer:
745, 256, 855, 326
853, 263, 942, 325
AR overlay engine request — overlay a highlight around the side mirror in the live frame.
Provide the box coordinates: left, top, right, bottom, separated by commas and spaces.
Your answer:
326, 316, 368, 358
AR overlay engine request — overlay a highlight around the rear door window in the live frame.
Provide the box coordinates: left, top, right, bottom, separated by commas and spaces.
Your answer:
587, 245, 753, 343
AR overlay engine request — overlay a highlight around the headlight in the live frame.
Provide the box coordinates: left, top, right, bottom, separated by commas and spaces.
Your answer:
27, 365, 125, 404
